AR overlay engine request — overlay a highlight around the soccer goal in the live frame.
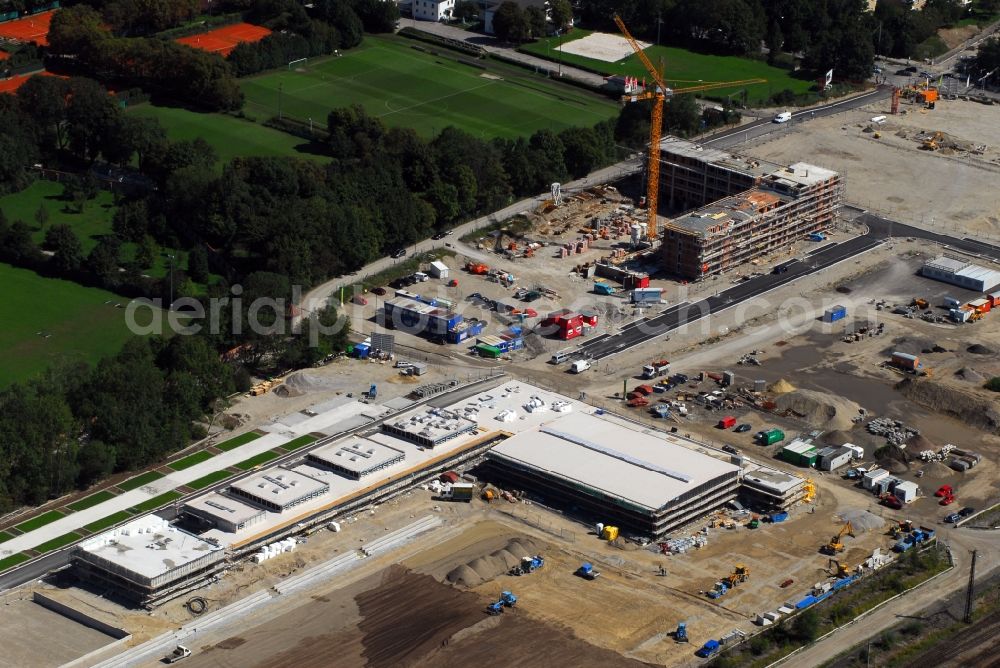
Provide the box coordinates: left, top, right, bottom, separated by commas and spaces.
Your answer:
288, 57, 307, 70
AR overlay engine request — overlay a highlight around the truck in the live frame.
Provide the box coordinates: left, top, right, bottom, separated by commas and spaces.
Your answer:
773, 111, 792, 123
642, 360, 671, 379
165, 646, 192, 663
570, 359, 591, 374
695, 639, 721, 658
576, 562, 601, 580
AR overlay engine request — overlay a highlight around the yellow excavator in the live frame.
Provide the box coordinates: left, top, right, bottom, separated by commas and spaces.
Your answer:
921, 131, 944, 151
828, 559, 852, 578
821, 521, 855, 555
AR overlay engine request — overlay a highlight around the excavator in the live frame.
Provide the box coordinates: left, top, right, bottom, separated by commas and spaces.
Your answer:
821, 520, 855, 555
612, 15, 765, 242
827, 559, 852, 578
888, 519, 914, 539
921, 131, 944, 151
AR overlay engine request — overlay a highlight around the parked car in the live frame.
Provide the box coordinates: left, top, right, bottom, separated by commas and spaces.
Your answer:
944, 512, 961, 523
722, 445, 738, 454
351, 295, 368, 306
959, 507, 976, 517
432, 229, 452, 240
734, 423, 752, 433
391, 248, 407, 259
372, 286, 386, 296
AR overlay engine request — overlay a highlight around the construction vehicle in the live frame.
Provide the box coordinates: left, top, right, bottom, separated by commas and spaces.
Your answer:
888, 520, 913, 539
921, 131, 944, 150
674, 622, 689, 643
165, 645, 192, 663
613, 14, 765, 242
707, 581, 728, 599
642, 360, 671, 379
747, 517, 760, 529
511, 555, 544, 576
911, 297, 929, 309
481, 488, 496, 502
465, 261, 488, 275
366, 384, 378, 400
821, 521, 855, 555
576, 562, 601, 580
828, 559, 851, 578
500, 591, 517, 607
486, 600, 505, 615
729, 564, 750, 586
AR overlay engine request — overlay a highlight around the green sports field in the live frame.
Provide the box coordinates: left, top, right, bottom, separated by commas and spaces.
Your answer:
241, 36, 617, 139
128, 105, 324, 164
520, 30, 813, 104
0, 263, 145, 386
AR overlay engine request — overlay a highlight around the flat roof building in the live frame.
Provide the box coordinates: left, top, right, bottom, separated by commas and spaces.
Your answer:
381, 407, 479, 447
484, 411, 740, 538
228, 467, 329, 513
73, 515, 225, 606
922, 255, 1000, 293
182, 492, 266, 533
307, 438, 406, 479
739, 466, 809, 511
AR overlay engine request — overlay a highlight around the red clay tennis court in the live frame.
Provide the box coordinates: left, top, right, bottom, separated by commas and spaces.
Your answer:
176, 22, 270, 57
0, 71, 58, 95
0, 9, 56, 47
0, 50, 9, 61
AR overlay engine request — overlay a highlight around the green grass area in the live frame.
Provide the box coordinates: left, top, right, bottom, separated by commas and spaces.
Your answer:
216, 431, 263, 452
129, 104, 325, 165
13, 509, 65, 534
0, 180, 116, 254
127, 490, 183, 515
66, 490, 116, 512
357, 248, 456, 292
520, 29, 810, 104
0, 263, 146, 387
281, 434, 318, 451
0, 553, 30, 571
186, 469, 233, 490
83, 510, 133, 533
0, 531, 12, 543
913, 34, 949, 61
242, 35, 617, 139
235, 450, 281, 470
32, 531, 84, 554
117, 470, 165, 491
167, 450, 215, 471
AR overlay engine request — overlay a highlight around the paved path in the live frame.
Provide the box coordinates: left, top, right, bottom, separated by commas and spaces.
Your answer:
397, 19, 608, 88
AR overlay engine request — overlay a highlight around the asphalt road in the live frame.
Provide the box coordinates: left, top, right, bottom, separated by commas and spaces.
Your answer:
573, 211, 1000, 362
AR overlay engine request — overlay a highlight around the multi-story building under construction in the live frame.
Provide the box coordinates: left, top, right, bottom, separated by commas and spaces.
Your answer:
657, 137, 844, 280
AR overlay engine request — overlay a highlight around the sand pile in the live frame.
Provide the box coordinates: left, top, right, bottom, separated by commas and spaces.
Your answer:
446, 538, 541, 588
908, 434, 937, 452
896, 378, 1000, 434
770, 379, 796, 394
774, 389, 863, 430
922, 461, 954, 478
821, 430, 855, 446
838, 509, 885, 533
967, 344, 995, 355
956, 367, 987, 383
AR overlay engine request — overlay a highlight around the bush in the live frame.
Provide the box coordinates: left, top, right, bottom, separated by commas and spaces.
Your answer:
771, 88, 797, 105
985, 377, 1000, 392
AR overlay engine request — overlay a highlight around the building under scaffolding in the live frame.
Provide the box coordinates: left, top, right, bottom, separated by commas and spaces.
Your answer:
660, 162, 843, 279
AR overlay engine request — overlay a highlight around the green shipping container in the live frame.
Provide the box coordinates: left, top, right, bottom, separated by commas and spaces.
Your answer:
475, 344, 502, 358
763, 429, 785, 445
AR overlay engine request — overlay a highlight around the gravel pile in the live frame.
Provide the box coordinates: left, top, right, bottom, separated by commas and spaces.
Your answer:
838, 509, 885, 533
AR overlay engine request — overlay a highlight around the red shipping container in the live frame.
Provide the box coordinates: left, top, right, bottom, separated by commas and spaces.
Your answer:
718, 416, 736, 429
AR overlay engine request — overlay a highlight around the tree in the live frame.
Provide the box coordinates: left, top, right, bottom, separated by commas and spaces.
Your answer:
559, 127, 603, 178
187, 245, 210, 284
351, 0, 400, 32
135, 235, 159, 271
492, 2, 531, 42
34, 204, 49, 231
615, 99, 652, 149
526, 5, 547, 38
766, 19, 783, 64
112, 198, 150, 243
791, 609, 820, 642
76, 439, 116, 487
985, 377, 1000, 392
454, 0, 479, 22
45, 224, 84, 273
3, 220, 41, 262
551, 0, 573, 30
87, 236, 122, 283
663, 94, 701, 137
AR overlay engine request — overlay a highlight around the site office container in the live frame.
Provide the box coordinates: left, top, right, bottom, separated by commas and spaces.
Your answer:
822, 305, 847, 323
759, 429, 785, 445
890, 352, 920, 371
968, 298, 991, 314
718, 416, 737, 429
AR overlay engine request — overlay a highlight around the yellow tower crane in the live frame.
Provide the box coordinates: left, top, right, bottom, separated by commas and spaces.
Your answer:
612, 14, 766, 242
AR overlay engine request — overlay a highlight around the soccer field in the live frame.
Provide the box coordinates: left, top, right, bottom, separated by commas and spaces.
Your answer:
521, 30, 813, 104
241, 36, 617, 139
0, 263, 142, 386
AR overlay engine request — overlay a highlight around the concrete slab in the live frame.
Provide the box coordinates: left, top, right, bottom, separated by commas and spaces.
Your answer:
0, 599, 118, 667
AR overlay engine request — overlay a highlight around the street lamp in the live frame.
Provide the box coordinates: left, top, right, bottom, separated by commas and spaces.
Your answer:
167, 254, 175, 310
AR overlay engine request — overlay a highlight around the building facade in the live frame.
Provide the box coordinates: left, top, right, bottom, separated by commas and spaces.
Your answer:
413, 0, 454, 21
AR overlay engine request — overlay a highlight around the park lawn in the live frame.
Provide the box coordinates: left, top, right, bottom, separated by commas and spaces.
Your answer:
0, 263, 151, 387
235, 450, 281, 470
520, 29, 812, 104
83, 510, 133, 533
0, 180, 116, 254
13, 509, 65, 534
128, 104, 324, 165
242, 35, 617, 139
127, 490, 182, 514
32, 531, 84, 554
186, 470, 233, 490
0, 531, 11, 543
117, 470, 165, 491
216, 431, 263, 451
66, 490, 116, 512
167, 450, 215, 471
0, 553, 30, 571
281, 434, 317, 451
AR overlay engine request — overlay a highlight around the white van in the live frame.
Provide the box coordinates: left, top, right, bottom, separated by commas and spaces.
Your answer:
570, 359, 591, 374
773, 111, 792, 123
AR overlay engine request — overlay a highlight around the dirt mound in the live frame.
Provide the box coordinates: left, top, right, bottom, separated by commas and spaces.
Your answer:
896, 378, 1000, 434
956, 367, 987, 383
773, 389, 863, 430
877, 457, 909, 474
770, 378, 796, 394
908, 434, 937, 452
882, 336, 940, 357
273, 384, 304, 398
838, 509, 885, 533
967, 344, 994, 355
446, 537, 540, 588
922, 461, 954, 478
821, 430, 855, 446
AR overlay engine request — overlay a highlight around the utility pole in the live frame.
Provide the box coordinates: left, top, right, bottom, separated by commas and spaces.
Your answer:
167, 253, 175, 310
278, 82, 283, 120
656, 13, 662, 46
964, 549, 978, 623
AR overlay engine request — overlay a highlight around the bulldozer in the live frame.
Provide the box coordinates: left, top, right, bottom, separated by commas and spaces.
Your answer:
725, 563, 750, 587
821, 521, 855, 555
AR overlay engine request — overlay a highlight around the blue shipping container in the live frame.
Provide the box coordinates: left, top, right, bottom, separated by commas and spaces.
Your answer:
823, 305, 847, 323
795, 595, 818, 609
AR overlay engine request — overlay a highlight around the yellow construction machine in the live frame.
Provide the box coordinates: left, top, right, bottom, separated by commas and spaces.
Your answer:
827, 559, 852, 578
821, 521, 855, 555
921, 131, 944, 151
